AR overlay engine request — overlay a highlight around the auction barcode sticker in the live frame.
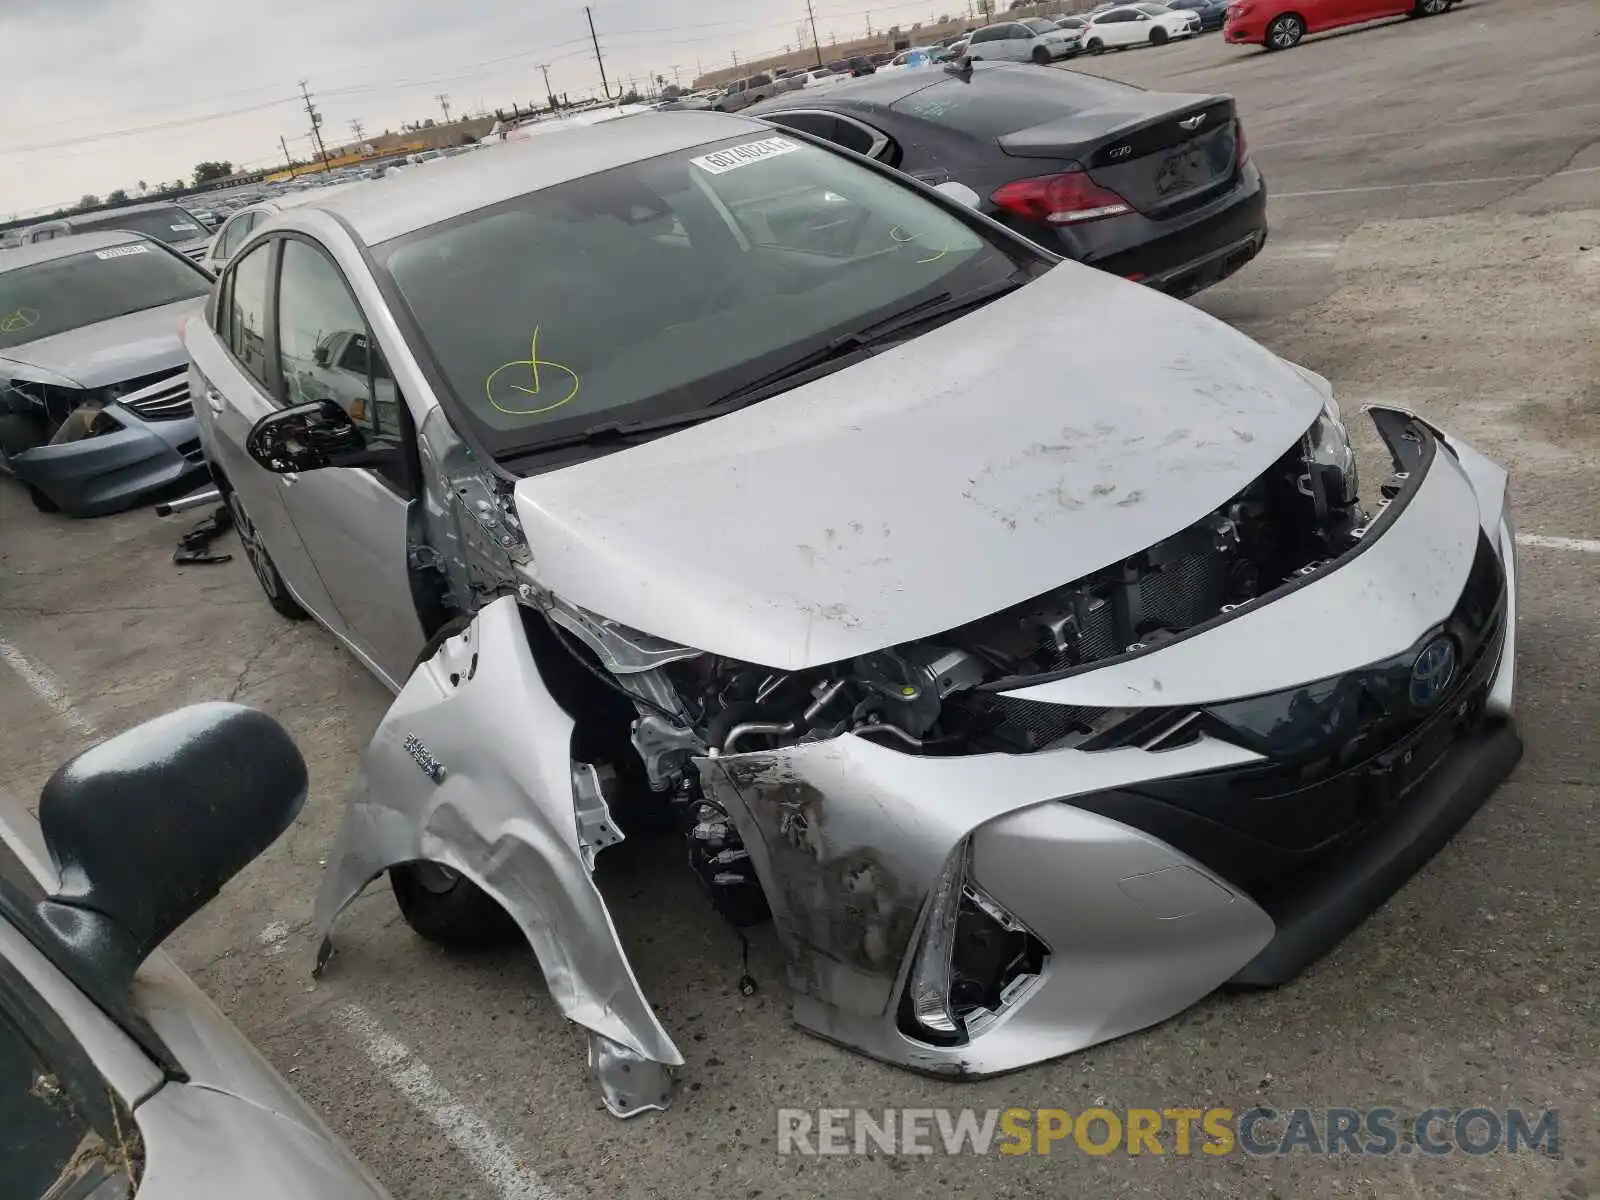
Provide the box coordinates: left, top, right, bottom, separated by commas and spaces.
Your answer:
95, 244, 150, 260
690, 136, 799, 175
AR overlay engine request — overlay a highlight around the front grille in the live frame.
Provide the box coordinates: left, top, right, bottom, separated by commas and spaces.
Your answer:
120, 377, 192, 421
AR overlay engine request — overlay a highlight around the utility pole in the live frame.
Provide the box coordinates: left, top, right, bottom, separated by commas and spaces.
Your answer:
586, 6, 624, 101
349, 118, 365, 142
669, 64, 682, 86
436, 93, 452, 123
298, 80, 330, 170
807, 0, 825, 66
279, 135, 296, 178
731, 48, 740, 71
536, 63, 556, 109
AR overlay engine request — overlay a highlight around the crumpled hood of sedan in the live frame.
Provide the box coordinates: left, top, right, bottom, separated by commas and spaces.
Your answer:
513, 263, 1325, 670
0, 298, 202, 390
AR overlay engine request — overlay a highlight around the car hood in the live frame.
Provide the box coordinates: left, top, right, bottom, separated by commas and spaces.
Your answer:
0, 297, 204, 390
512, 263, 1326, 670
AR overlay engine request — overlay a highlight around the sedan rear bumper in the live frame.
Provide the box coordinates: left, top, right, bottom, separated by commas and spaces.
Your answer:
1087, 169, 1268, 297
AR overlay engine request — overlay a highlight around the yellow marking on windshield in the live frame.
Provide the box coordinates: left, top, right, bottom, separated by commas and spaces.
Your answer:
484, 326, 581, 418
887, 226, 948, 265
1, 308, 40, 334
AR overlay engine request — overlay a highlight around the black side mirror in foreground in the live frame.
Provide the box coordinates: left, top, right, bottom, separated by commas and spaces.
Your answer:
38, 703, 307, 978
246, 398, 393, 474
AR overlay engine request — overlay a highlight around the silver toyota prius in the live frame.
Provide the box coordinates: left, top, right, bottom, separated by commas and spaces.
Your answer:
184, 111, 1521, 1117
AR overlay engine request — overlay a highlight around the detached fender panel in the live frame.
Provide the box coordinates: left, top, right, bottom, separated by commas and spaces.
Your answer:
311, 597, 682, 1095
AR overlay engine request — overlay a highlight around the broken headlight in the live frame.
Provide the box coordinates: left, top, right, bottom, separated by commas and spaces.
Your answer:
1304, 396, 1358, 508
902, 842, 1048, 1044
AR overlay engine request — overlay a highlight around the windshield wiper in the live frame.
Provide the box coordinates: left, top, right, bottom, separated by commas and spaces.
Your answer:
509, 275, 1029, 458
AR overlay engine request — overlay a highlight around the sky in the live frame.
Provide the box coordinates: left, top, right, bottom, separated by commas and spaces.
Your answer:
0, 0, 962, 219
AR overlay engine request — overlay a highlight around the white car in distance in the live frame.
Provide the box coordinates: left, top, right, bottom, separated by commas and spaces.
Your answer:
1081, 2, 1200, 51
965, 17, 1081, 63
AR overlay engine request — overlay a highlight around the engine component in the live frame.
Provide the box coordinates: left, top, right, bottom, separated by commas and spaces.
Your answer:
676, 775, 769, 927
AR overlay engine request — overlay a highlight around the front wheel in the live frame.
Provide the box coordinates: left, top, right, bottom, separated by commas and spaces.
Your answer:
1085, 37, 1105, 53
226, 489, 308, 620
1150, 25, 1170, 44
1032, 45, 1052, 63
1264, 12, 1304, 47
1412, 0, 1448, 12
0, 412, 46, 476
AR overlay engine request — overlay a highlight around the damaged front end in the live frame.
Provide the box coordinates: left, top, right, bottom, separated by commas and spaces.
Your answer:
313, 393, 1519, 1106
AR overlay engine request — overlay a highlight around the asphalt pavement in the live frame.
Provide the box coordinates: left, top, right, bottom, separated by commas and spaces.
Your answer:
1, 1, 1596, 1195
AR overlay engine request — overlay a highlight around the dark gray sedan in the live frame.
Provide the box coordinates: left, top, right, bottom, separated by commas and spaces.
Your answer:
752, 62, 1267, 297
0, 232, 212, 515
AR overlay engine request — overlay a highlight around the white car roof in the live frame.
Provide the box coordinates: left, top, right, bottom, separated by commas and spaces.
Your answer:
296, 111, 771, 245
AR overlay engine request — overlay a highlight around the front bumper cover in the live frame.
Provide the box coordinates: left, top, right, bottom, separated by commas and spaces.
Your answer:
9, 402, 206, 517
700, 407, 1519, 1077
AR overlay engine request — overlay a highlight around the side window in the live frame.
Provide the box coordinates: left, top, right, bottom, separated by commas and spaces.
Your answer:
832, 116, 890, 160
217, 214, 252, 259
970, 25, 998, 42
226, 243, 274, 390
766, 111, 839, 140
276, 239, 410, 490
1, 963, 137, 1200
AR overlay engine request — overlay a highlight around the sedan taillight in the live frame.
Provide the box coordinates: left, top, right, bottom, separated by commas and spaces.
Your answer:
991, 171, 1133, 225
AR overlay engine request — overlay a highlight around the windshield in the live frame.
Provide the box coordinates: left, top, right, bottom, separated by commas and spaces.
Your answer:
72, 206, 206, 246
377, 132, 1033, 459
1136, 3, 1173, 12
1022, 18, 1060, 32
0, 244, 209, 349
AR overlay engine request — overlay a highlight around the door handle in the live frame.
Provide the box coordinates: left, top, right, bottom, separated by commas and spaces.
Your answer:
203, 388, 224, 414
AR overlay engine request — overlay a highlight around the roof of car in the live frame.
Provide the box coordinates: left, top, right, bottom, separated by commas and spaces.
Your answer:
52, 200, 198, 226
753, 68, 953, 113
0, 229, 147, 272
298, 111, 773, 244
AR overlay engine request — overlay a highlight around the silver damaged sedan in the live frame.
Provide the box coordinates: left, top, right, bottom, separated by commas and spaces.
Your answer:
184, 111, 1521, 1116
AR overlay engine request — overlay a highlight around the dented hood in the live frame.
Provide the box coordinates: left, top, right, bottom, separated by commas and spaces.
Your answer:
513, 264, 1324, 670
0, 298, 201, 390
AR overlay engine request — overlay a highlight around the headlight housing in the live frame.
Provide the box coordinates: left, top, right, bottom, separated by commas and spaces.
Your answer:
1304, 396, 1359, 508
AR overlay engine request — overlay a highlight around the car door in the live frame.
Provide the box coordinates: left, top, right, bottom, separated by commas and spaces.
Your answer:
269, 235, 427, 689
187, 240, 339, 621
207, 209, 260, 273
1104, 10, 1143, 44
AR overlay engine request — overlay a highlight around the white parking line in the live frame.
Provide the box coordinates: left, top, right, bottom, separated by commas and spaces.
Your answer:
336, 1004, 558, 1200
0, 638, 96, 738
1516, 533, 1600, 554
1275, 163, 1600, 199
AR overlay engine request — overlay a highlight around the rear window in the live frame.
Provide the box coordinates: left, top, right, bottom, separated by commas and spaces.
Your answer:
72, 206, 205, 246
1136, 3, 1173, 11
891, 67, 1146, 141
1022, 18, 1059, 32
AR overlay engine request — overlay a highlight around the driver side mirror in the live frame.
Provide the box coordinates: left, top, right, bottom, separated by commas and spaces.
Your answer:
35, 704, 306, 988
246, 398, 394, 474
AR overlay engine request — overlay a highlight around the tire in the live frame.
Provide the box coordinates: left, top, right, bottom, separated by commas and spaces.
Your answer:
1264, 12, 1304, 47
0, 412, 46, 475
390, 616, 523, 950
225, 488, 308, 620
1086, 37, 1105, 53
1412, 0, 1448, 13
1150, 25, 1170, 44
26, 484, 58, 513
1032, 45, 1052, 64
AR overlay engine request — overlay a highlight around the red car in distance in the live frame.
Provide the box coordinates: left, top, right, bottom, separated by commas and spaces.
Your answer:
1224, 0, 1454, 49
